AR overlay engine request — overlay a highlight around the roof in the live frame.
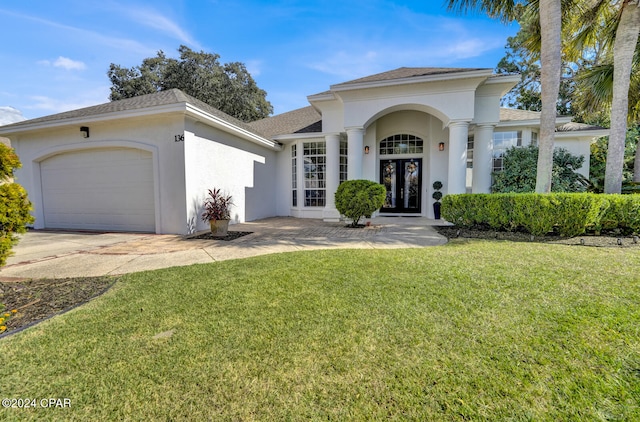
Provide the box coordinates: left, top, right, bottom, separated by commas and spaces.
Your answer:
556, 121, 607, 132
0, 89, 269, 140
499, 108, 543, 121
332, 67, 492, 88
248, 106, 322, 138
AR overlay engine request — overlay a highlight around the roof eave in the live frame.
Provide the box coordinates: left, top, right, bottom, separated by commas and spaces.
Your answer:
0, 104, 186, 136
555, 129, 609, 139
330, 69, 495, 92
185, 104, 282, 151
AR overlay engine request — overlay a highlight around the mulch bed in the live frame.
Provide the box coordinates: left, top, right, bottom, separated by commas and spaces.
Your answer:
188, 231, 253, 241
0, 276, 117, 339
435, 226, 640, 248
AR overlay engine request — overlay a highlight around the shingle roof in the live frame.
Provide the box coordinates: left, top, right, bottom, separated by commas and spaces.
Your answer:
332, 67, 491, 87
556, 122, 607, 132
248, 106, 322, 138
0, 89, 269, 139
499, 108, 542, 121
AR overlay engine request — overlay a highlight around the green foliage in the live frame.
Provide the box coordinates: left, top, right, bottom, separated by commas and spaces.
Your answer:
441, 193, 627, 237
432, 181, 443, 202
335, 180, 386, 227
492, 145, 588, 193
589, 127, 639, 192
108, 45, 273, 122
0, 144, 34, 267
597, 194, 640, 233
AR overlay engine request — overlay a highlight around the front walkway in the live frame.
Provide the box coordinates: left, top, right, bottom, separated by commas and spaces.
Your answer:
0, 217, 448, 280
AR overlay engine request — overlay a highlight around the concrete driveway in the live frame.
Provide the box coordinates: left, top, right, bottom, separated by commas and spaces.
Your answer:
0, 217, 448, 280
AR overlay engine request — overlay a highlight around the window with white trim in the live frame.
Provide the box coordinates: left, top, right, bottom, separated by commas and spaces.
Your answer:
340, 139, 348, 184
303, 141, 326, 207
492, 131, 522, 173
291, 144, 297, 207
379, 134, 424, 155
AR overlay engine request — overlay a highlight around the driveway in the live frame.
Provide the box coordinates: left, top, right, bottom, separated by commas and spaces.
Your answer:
0, 217, 448, 280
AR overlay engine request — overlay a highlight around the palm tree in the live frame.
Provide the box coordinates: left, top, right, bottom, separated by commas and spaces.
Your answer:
570, 1, 640, 192
536, 0, 563, 192
445, 0, 564, 192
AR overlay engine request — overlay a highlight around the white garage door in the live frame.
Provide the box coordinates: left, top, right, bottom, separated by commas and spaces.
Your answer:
41, 148, 155, 232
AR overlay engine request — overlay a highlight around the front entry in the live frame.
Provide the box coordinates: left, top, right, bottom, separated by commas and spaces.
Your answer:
380, 158, 421, 213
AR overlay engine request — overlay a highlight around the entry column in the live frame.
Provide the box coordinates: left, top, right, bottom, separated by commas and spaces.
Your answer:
347, 127, 364, 180
447, 121, 470, 194
323, 133, 341, 222
472, 123, 495, 193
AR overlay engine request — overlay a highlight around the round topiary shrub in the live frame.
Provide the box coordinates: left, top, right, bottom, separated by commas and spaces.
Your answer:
335, 179, 386, 227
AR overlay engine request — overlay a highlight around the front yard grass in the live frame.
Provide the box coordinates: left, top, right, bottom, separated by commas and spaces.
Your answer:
1, 240, 639, 420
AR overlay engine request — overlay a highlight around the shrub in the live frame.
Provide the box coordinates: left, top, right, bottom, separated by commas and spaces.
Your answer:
598, 194, 640, 234
442, 193, 618, 237
0, 143, 34, 267
492, 145, 588, 193
335, 180, 386, 227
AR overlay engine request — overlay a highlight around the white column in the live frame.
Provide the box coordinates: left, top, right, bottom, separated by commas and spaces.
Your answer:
472, 123, 495, 193
347, 127, 364, 180
447, 121, 469, 194
323, 133, 341, 222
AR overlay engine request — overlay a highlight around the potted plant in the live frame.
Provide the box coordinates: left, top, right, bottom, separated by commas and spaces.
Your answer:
432, 181, 443, 220
201, 188, 233, 236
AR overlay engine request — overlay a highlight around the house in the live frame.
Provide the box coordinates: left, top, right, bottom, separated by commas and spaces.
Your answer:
0, 67, 608, 234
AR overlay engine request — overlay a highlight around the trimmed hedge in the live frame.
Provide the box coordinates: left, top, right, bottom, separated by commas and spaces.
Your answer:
442, 193, 640, 237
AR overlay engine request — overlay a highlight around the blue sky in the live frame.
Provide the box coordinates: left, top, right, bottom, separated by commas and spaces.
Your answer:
0, 0, 519, 124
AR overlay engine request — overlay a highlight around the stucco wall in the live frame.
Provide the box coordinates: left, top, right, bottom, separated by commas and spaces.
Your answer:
11, 114, 188, 234
184, 120, 277, 233
555, 137, 592, 178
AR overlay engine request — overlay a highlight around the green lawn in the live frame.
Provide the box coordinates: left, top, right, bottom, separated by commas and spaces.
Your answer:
1, 240, 639, 421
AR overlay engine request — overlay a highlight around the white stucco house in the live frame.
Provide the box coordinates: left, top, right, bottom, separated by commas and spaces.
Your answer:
0, 67, 608, 234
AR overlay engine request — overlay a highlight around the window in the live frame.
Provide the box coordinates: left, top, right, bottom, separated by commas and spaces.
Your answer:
466, 136, 474, 193
492, 131, 522, 173
531, 131, 538, 147
291, 144, 297, 207
340, 139, 348, 184
303, 141, 326, 207
379, 134, 424, 155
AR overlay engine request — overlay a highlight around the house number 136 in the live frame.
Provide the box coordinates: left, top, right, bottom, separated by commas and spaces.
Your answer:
174, 135, 185, 142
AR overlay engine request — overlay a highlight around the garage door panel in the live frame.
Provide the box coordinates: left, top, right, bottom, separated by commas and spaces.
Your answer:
41, 148, 155, 232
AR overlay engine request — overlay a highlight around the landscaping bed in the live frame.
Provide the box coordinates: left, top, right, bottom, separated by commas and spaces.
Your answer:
0, 276, 116, 337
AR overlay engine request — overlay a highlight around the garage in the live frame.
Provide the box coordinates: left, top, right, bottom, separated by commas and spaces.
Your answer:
40, 147, 156, 232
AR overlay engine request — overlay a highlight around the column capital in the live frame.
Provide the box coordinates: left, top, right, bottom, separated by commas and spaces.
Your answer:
474, 122, 498, 129
345, 127, 365, 135
448, 120, 471, 129
324, 133, 341, 142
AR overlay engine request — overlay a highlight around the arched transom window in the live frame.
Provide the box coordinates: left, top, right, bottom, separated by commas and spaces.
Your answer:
379, 134, 424, 155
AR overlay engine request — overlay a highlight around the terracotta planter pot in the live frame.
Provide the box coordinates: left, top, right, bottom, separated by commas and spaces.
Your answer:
209, 219, 230, 236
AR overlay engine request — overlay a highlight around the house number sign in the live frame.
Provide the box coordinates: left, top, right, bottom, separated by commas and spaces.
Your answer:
174, 135, 185, 142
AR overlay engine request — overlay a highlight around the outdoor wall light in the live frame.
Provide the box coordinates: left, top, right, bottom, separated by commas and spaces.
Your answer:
80, 126, 90, 138
364, 145, 370, 154
438, 142, 445, 151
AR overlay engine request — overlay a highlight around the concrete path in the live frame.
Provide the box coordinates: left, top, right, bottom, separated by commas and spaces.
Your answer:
0, 217, 448, 280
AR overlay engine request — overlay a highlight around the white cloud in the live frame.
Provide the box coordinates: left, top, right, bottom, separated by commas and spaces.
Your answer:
245, 60, 263, 77
39, 56, 87, 71
0, 106, 26, 125
119, 6, 200, 48
25, 86, 110, 114
53, 56, 87, 70
0, 9, 154, 56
